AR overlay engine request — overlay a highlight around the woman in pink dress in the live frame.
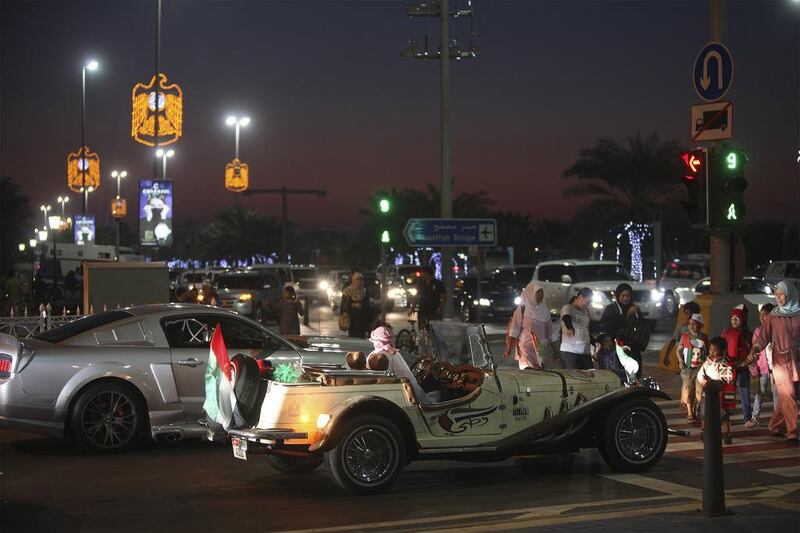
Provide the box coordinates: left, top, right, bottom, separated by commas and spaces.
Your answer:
748, 281, 800, 442
504, 282, 555, 369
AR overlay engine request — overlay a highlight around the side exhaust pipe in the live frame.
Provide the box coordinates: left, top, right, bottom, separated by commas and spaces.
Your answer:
154, 430, 184, 443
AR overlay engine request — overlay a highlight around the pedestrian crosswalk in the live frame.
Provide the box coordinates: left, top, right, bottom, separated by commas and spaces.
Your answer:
655, 399, 800, 478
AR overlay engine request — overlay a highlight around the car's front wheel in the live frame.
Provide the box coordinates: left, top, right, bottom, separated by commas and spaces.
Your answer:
266, 454, 323, 474
325, 414, 405, 494
599, 398, 667, 472
70, 382, 144, 452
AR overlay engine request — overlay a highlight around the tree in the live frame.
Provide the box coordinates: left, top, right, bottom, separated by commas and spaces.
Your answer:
0, 177, 32, 274
562, 132, 690, 273
198, 205, 283, 262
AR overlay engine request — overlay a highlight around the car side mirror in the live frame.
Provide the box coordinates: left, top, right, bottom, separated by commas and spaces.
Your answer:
561, 274, 572, 284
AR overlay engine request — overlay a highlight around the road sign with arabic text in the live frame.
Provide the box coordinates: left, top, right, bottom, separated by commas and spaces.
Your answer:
403, 218, 497, 247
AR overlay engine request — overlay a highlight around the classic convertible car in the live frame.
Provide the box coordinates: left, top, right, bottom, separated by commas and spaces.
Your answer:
0, 304, 370, 452
217, 322, 671, 494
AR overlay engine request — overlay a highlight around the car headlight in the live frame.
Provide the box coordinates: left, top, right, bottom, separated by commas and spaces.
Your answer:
479, 298, 491, 307
318, 280, 329, 291
387, 288, 405, 299
514, 296, 521, 305
196, 293, 205, 302
592, 292, 609, 304
764, 286, 773, 295
408, 288, 418, 296
238, 293, 253, 302
651, 289, 664, 302
316, 413, 331, 430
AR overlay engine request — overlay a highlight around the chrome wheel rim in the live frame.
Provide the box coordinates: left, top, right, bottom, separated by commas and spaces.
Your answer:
615, 408, 662, 463
343, 426, 396, 485
81, 391, 138, 449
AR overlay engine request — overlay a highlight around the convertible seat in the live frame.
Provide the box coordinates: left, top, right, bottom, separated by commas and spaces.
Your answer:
399, 379, 483, 411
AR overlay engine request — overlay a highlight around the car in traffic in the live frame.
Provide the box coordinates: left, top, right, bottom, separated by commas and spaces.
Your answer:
491, 264, 537, 292
0, 304, 371, 452
215, 321, 670, 494
764, 260, 800, 290
658, 257, 710, 315
215, 270, 283, 323
693, 276, 776, 307
532, 260, 663, 323
289, 265, 321, 302
454, 275, 520, 322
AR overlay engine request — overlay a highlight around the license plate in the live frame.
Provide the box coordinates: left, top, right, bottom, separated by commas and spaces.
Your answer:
231, 437, 248, 460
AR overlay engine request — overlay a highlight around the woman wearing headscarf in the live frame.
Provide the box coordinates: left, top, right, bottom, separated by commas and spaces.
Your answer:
504, 282, 556, 369
369, 326, 438, 403
599, 283, 639, 338
747, 281, 800, 441
341, 271, 371, 338
560, 287, 594, 369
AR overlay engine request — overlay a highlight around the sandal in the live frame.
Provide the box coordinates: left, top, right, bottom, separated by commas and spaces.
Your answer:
687, 416, 697, 424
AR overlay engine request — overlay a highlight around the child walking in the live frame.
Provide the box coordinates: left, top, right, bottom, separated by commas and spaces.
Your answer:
676, 313, 707, 423
697, 337, 736, 444
721, 306, 753, 425
747, 304, 775, 427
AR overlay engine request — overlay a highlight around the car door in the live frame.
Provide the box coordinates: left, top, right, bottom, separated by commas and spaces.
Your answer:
161, 314, 296, 421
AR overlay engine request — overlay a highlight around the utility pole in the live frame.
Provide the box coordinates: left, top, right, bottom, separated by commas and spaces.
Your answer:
402, 0, 478, 318
241, 187, 326, 263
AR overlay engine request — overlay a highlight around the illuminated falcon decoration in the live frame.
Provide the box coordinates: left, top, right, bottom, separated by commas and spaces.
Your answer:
67, 146, 100, 193
224, 158, 249, 192
131, 73, 183, 146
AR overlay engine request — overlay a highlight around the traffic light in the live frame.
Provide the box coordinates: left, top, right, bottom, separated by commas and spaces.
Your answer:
708, 146, 748, 228
379, 198, 391, 214
680, 148, 707, 226
381, 230, 390, 243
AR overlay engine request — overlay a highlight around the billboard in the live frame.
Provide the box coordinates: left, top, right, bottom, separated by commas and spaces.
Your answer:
139, 180, 173, 247
74, 215, 96, 245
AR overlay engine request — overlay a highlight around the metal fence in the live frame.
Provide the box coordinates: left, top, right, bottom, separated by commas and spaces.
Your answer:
0, 305, 84, 339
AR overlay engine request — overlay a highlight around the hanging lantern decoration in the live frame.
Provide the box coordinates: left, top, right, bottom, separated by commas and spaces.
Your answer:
131, 73, 183, 146
111, 198, 127, 218
224, 158, 249, 192
67, 146, 101, 193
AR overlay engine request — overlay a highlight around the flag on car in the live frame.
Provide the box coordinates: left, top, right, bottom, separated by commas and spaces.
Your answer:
203, 324, 243, 429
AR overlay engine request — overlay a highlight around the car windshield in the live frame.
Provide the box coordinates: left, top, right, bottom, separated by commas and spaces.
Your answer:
574, 264, 634, 282
664, 263, 704, 280
216, 275, 264, 290
33, 311, 134, 343
425, 321, 491, 368
292, 268, 316, 279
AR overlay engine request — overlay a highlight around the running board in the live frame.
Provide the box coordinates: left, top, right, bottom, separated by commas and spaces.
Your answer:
419, 446, 497, 455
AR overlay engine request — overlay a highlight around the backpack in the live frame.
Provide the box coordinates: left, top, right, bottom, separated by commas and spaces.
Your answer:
621, 312, 650, 354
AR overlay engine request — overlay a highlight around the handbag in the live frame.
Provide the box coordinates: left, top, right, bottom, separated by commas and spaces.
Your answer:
338, 312, 351, 331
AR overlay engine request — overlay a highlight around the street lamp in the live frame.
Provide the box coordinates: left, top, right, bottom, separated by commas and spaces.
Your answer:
57, 196, 70, 229
225, 116, 250, 159
48, 213, 62, 285
39, 204, 52, 228
155, 149, 174, 180
111, 170, 128, 259
18, 243, 26, 252
29, 238, 37, 249
81, 59, 99, 215
79, 185, 95, 214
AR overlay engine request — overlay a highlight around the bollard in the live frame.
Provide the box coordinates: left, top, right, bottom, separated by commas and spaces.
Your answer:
702, 380, 730, 517
303, 297, 310, 327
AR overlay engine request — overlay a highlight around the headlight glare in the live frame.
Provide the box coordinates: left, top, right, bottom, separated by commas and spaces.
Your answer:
316, 413, 331, 430
238, 293, 253, 302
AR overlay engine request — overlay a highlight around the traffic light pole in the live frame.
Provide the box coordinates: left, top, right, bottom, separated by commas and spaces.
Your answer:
709, 0, 731, 298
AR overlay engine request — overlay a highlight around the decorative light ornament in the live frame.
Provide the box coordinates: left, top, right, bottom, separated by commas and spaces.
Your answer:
224, 158, 249, 192
131, 73, 183, 146
67, 147, 101, 193
111, 198, 127, 218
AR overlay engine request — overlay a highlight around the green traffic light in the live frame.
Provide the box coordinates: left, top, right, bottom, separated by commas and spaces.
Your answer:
726, 203, 737, 221
379, 198, 391, 213
381, 230, 390, 243
726, 152, 737, 170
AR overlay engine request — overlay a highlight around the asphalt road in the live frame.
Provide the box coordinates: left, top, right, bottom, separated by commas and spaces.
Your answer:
2, 304, 798, 532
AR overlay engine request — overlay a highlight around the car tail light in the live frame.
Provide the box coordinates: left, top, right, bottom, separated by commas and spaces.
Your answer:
0, 354, 12, 378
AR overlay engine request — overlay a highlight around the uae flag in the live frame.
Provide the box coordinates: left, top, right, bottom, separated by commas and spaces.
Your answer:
203, 324, 243, 429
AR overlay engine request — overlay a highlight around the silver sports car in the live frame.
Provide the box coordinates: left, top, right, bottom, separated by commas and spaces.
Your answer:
0, 304, 370, 452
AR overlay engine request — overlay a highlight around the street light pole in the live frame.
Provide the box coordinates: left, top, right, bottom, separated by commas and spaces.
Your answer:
156, 149, 174, 180
80, 60, 98, 217
111, 170, 127, 260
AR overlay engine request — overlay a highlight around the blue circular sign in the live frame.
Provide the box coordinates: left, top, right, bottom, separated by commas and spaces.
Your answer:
693, 42, 733, 101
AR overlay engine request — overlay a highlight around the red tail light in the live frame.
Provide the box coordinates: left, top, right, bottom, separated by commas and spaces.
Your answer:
0, 356, 11, 376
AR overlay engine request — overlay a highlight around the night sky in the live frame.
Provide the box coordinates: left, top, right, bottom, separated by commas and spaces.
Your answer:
1, 0, 798, 234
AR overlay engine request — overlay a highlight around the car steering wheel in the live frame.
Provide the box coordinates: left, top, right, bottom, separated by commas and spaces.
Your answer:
410, 355, 435, 384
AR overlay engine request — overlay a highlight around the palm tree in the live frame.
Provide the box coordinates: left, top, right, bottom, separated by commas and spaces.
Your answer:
562, 132, 688, 279
0, 177, 32, 274
199, 205, 282, 262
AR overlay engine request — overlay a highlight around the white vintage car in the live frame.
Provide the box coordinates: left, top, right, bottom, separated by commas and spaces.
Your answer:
215, 322, 670, 494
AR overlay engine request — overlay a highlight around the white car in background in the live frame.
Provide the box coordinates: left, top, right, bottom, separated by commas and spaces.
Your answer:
658, 258, 709, 315
532, 260, 663, 323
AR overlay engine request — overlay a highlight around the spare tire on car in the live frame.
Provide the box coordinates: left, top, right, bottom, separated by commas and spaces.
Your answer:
230, 353, 265, 426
